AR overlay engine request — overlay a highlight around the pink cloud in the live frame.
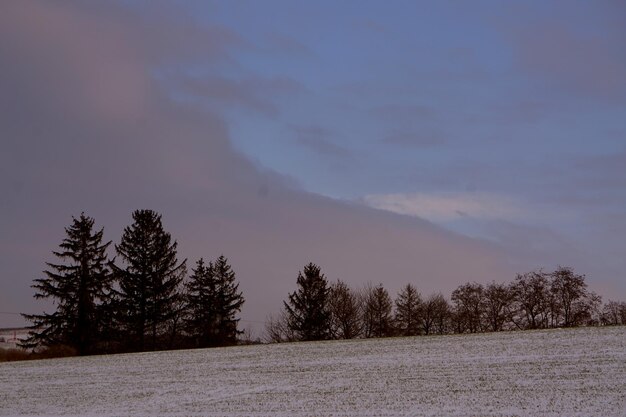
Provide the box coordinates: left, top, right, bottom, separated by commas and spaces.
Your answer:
0, 1, 151, 123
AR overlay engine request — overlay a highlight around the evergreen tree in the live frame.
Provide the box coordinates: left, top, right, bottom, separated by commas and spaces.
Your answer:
111, 209, 186, 351
22, 213, 111, 355
185, 258, 216, 347
284, 263, 331, 341
185, 256, 245, 347
212, 255, 245, 345
394, 284, 422, 336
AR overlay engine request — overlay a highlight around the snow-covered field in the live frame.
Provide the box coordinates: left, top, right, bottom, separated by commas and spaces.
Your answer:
1, 326, 625, 416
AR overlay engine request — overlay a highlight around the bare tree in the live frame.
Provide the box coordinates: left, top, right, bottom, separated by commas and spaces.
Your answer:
422, 293, 450, 335
549, 266, 593, 327
451, 282, 485, 333
511, 271, 550, 330
264, 311, 297, 343
601, 300, 626, 326
394, 284, 422, 336
584, 292, 603, 326
328, 280, 362, 339
482, 282, 513, 332
432, 293, 451, 334
362, 283, 394, 338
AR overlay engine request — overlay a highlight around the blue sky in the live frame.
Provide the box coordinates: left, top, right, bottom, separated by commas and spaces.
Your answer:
1, 1, 624, 330
173, 1, 626, 242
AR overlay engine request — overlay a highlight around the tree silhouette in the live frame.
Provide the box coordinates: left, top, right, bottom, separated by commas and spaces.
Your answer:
422, 293, 450, 335
185, 256, 245, 347
22, 213, 112, 355
184, 258, 216, 347
550, 266, 592, 327
363, 283, 393, 338
395, 284, 422, 336
111, 209, 186, 351
328, 279, 362, 339
284, 263, 331, 341
451, 282, 485, 333
482, 282, 513, 332
511, 271, 549, 330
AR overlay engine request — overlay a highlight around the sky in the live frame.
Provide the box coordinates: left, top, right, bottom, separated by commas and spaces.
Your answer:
1, 0, 625, 334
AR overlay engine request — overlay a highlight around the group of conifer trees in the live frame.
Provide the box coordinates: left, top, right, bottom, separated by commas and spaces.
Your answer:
23, 212, 626, 355
266, 263, 626, 343
22, 210, 244, 355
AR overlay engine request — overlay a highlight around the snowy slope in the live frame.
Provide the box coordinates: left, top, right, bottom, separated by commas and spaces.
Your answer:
1, 326, 625, 416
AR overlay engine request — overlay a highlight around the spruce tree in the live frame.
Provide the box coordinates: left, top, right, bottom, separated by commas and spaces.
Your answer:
111, 209, 186, 351
284, 263, 331, 341
185, 258, 216, 347
22, 213, 112, 355
212, 255, 245, 345
395, 284, 422, 336
185, 256, 244, 347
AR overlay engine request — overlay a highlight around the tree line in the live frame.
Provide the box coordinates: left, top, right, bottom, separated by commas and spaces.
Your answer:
266, 263, 626, 343
22, 211, 626, 356
22, 210, 244, 355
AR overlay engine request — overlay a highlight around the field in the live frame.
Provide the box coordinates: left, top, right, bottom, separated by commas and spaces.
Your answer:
1, 326, 625, 416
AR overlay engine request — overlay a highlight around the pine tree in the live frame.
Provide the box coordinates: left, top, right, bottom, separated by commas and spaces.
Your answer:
111, 209, 186, 351
212, 255, 245, 345
185, 258, 216, 347
284, 263, 331, 341
185, 256, 244, 347
22, 213, 112, 355
394, 284, 422, 336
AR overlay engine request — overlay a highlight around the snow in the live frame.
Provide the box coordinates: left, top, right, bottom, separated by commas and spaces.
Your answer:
1, 326, 625, 416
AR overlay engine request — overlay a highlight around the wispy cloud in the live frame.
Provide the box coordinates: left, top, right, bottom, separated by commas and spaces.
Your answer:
362, 192, 529, 223
291, 125, 352, 158
382, 130, 446, 147
173, 74, 305, 117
